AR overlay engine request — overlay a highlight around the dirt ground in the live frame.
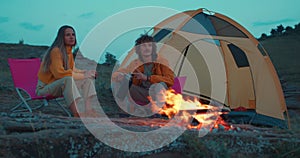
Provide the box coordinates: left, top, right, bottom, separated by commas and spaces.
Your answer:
0, 42, 300, 157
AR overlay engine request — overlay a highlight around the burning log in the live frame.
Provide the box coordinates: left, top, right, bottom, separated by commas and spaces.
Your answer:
149, 89, 235, 132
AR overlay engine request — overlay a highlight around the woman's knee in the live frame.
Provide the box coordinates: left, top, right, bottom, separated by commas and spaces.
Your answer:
62, 76, 74, 83
62, 76, 75, 87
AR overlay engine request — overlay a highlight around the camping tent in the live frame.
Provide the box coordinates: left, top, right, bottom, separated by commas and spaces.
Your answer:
118, 8, 289, 128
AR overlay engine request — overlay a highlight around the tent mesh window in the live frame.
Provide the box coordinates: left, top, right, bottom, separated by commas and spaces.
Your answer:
208, 15, 248, 38
228, 44, 250, 68
153, 28, 173, 42
181, 13, 217, 35
179, 12, 248, 38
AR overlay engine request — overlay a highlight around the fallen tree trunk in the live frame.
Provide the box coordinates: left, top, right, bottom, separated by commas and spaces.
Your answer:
0, 112, 300, 157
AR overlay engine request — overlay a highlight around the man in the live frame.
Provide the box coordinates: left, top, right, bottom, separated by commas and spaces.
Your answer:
112, 34, 174, 115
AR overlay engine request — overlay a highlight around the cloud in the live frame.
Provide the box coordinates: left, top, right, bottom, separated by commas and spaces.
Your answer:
19, 22, 44, 31
78, 12, 94, 19
253, 19, 296, 26
0, 16, 9, 23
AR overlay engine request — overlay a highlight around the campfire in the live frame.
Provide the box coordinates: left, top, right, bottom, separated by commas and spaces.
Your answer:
150, 89, 234, 131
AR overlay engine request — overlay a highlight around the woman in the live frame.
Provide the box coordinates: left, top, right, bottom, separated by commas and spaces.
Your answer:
36, 25, 97, 117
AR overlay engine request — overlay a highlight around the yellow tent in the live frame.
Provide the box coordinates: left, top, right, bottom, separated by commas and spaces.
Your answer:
119, 8, 289, 128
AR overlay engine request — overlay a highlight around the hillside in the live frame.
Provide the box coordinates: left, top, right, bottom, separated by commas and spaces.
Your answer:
0, 43, 48, 61
260, 34, 300, 86
0, 31, 300, 157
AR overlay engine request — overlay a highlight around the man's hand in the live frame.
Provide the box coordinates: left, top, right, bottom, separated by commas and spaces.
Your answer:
133, 70, 147, 81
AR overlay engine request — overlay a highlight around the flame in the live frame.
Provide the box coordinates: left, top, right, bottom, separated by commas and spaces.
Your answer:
150, 89, 233, 131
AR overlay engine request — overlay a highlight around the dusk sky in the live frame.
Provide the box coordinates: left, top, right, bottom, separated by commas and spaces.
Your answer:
1, 0, 299, 61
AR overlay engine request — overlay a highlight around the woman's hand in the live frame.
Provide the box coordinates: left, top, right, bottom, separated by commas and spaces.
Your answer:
84, 70, 97, 79
112, 72, 126, 82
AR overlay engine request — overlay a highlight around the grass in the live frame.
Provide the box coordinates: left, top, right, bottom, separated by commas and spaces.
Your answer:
260, 35, 300, 86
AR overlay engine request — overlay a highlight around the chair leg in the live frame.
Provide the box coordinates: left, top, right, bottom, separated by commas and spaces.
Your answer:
12, 88, 71, 117
10, 101, 25, 112
54, 99, 72, 117
28, 98, 47, 111
11, 88, 33, 113
30, 101, 45, 110
43, 99, 48, 106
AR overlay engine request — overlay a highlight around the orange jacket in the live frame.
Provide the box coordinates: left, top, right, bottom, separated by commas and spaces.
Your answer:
38, 46, 74, 84
113, 56, 174, 87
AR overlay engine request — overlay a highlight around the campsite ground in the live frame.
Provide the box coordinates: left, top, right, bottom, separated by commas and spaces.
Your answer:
0, 33, 300, 157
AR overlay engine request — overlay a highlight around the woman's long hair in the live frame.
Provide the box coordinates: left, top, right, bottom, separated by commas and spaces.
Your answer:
135, 34, 157, 62
41, 25, 77, 72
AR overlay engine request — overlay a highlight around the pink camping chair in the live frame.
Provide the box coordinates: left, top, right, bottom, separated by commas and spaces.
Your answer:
172, 76, 187, 94
8, 58, 71, 116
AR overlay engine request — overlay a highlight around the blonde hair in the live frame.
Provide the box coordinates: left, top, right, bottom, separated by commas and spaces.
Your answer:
41, 25, 77, 72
